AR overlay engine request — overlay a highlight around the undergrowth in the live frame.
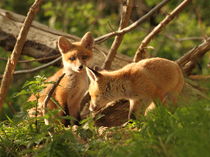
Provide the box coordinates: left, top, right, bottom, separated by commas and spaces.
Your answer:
0, 77, 210, 157
1, 99, 210, 157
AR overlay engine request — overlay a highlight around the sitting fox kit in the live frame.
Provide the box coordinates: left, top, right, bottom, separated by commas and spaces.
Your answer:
28, 32, 94, 125
86, 58, 184, 119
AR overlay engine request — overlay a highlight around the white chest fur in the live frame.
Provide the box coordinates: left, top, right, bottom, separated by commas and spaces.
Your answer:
64, 71, 89, 106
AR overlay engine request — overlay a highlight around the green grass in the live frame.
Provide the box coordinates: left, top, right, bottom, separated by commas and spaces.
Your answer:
0, 98, 210, 157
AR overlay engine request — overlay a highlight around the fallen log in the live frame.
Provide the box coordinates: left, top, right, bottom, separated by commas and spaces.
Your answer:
0, 8, 131, 69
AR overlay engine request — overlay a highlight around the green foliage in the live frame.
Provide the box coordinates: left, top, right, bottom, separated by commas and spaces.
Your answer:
1, 76, 210, 156
1, 98, 210, 157
17, 75, 47, 97
42, 1, 97, 36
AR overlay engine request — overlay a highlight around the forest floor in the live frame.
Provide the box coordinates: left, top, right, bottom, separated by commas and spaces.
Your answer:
0, 79, 210, 157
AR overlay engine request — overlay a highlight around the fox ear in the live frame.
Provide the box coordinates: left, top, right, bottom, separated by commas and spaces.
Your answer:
58, 36, 73, 54
81, 32, 94, 50
86, 67, 101, 82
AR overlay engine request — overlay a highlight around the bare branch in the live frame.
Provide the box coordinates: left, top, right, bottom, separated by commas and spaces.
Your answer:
95, 0, 170, 44
177, 37, 204, 42
43, 73, 65, 125
176, 38, 210, 66
0, 54, 60, 63
102, 0, 134, 70
189, 75, 210, 80
0, 0, 43, 109
162, 33, 204, 42
0, 56, 62, 79
133, 0, 192, 62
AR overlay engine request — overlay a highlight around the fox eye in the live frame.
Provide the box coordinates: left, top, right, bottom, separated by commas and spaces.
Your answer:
82, 55, 88, 60
69, 56, 76, 61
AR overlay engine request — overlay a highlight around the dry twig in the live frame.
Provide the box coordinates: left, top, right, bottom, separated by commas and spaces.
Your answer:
102, 0, 134, 70
0, 0, 43, 110
189, 75, 210, 80
0, 56, 62, 79
43, 73, 65, 125
0, 54, 60, 63
133, 0, 192, 62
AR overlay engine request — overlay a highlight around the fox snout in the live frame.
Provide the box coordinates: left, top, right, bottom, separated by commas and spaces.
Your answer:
79, 65, 83, 70
74, 63, 85, 72
89, 101, 105, 112
89, 103, 96, 112
89, 102, 101, 112
76, 64, 84, 72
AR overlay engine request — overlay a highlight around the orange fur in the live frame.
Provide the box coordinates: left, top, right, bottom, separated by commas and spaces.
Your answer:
86, 57, 184, 119
28, 32, 94, 125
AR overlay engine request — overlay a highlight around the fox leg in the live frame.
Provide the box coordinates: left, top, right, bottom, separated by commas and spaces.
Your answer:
128, 99, 151, 119
162, 91, 181, 113
48, 100, 70, 125
144, 102, 156, 115
67, 103, 81, 125
128, 99, 136, 120
128, 99, 152, 120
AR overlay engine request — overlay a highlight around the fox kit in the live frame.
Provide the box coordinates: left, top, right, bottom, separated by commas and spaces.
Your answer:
86, 57, 184, 119
28, 32, 94, 125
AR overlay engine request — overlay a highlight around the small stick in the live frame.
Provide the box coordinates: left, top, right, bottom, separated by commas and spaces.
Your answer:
189, 75, 210, 80
0, 56, 62, 79
0, 54, 60, 63
43, 73, 65, 125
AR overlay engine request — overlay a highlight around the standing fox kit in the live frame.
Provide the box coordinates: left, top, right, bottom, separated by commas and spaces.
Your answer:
86, 58, 184, 119
28, 32, 94, 125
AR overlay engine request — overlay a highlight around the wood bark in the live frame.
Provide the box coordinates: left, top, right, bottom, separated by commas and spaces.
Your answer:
176, 37, 210, 75
102, 0, 134, 70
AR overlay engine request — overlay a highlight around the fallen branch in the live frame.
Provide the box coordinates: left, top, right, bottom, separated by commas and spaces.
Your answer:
0, 0, 43, 110
133, 0, 192, 62
0, 54, 60, 63
176, 37, 210, 75
189, 75, 210, 80
95, 0, 170, 44
0, 56, 62, 79
176, 37, 210, 66
102, 0, 134, 70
